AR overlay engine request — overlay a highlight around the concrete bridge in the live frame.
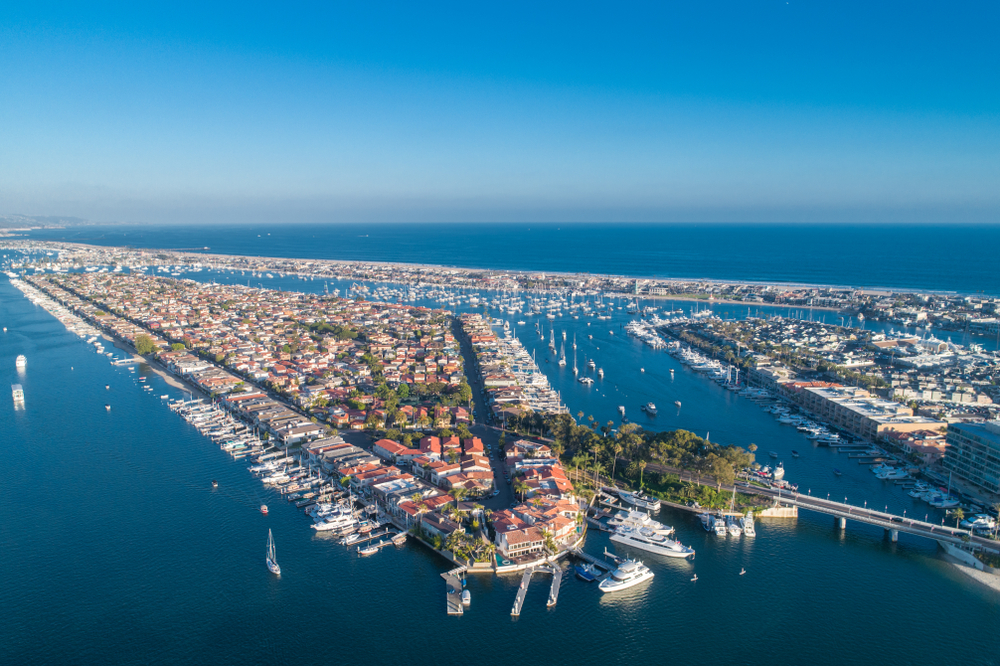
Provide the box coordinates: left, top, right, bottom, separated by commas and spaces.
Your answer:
745, 483, 998, 550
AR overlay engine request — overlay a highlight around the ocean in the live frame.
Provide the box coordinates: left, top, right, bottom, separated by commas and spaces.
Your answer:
22, 222, 1000, 295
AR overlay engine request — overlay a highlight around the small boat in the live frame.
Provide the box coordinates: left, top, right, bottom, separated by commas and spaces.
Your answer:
640, 367, 645, 373
769, 451, 778, 458
574, 564, 599, 582
266, 529, 281, 575
691, 574, 698, 582
15, 355, 26, 369
211, 480, 218, 488
641, 402, 657, 415
105, 385, 110, 390
260, 504, 269, 514
833, 469, 843, 476
674, 400, 681, 407
739, 568, 746, 576
105, 404, 111, 411
461, 589, 471, 606
791, 450, 799, 458
358, 544, 378, 556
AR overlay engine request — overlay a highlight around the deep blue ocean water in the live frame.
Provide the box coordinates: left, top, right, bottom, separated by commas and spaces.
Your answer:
22, 222, 1000, 295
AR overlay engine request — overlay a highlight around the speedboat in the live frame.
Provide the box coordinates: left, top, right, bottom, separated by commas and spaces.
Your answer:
769, 451, 778, 458
598, 559, 654, 593
833, 468, 843, 476
357, 544, 378, 556
791, 450, 799, 458
574, 563, 600, 581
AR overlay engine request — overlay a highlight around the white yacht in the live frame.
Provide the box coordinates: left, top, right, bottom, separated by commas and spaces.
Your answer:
608, 510, 674, 535
618, 490, 661, 512
312, 512, 357, 532
740, 512, 756, 537
611, 525, 695, 559
15, 354, 26, 369
598, 559, 655, 593
772, 462, 785, 480
642, 402, 658, 415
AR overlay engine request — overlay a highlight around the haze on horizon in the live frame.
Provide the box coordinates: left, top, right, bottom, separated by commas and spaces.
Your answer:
1, 1, 998, 225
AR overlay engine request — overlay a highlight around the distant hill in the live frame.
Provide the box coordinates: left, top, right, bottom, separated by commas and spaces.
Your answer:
0, 214, 95, 229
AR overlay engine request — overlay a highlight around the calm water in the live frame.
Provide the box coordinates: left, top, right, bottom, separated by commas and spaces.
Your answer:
22, 222, 1000, 295
3, 269, 1000, 664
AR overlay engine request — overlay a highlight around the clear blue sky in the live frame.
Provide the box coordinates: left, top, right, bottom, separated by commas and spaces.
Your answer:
1, 1, 998, 224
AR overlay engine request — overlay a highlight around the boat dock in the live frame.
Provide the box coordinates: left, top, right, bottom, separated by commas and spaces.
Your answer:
569, 547, 613, 571
442, 566, 467, 616
547, 565, 562, 607
511, 568, 535, 616
585, 516, 612, 531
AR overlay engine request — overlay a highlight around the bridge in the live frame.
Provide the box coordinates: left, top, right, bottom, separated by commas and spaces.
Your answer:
745, 483, 998, 550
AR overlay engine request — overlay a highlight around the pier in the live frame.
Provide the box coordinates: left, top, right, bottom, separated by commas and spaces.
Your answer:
442, 566, 467, 616
569, 547, 612, 571
547, 565, 562, 607
511, 568, 535, 616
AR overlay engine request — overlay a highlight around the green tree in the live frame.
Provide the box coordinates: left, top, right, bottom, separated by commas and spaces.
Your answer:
953, 508, 965, 529
134, 334, 155, 355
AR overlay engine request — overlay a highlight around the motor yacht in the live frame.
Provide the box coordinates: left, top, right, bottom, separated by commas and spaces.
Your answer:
598, 559, 655, 593
641, 402, 657, 415
611, 525, 695, 559
618, 490, 661, 512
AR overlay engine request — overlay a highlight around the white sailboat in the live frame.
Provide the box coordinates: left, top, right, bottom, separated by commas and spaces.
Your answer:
266, 529, 281, 575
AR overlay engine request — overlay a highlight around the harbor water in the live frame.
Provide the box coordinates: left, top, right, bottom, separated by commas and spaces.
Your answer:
3, 270, 1000, 664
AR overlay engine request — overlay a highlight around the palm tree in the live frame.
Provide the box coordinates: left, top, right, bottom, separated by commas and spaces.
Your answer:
611, 443, 623, 480
639, 460, 648, 488
451, 486, 468, 513
514, 480, 529, 501
953, 507, 965, 529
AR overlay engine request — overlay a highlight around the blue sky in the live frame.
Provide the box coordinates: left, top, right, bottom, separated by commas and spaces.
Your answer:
1, 1, 998, 223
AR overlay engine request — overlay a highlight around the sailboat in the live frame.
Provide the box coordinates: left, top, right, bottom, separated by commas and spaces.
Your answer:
572, 347, 579, 375
266, 529, 281, 575
572, 333, 577, 350
558, 340, 567, 366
